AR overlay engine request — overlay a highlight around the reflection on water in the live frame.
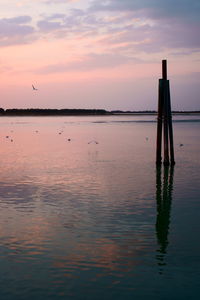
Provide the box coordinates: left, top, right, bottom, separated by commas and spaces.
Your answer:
156, 165, 174, 273
0, 116, 200, 299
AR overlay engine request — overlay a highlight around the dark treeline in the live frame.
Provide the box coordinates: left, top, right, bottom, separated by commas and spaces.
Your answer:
0, 108, 199, 116
0, 108, 109, 116
111, 110, 157, 114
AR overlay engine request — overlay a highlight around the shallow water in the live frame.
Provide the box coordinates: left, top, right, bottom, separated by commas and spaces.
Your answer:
0, 115, 200, 299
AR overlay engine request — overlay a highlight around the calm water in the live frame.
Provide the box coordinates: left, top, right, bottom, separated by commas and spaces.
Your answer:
0, 115, 200, 300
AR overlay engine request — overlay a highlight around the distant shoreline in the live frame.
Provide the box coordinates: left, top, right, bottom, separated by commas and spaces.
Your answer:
0, 108, 199, 116
0, 108, 110, 116
112, 112, 200, 115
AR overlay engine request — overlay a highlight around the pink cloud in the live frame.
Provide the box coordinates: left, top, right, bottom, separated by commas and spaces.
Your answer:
37, 53, 142, 74
0, 16, 35, 47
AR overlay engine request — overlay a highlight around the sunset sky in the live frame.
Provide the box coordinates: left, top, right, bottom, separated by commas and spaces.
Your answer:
1, 0, 200, 111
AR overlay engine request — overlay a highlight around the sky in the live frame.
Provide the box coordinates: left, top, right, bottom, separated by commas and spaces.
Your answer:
0, 0, 200, 111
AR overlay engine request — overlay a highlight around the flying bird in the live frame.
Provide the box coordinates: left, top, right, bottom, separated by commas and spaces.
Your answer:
88, 140, 99, 144
32, 84, 38, 91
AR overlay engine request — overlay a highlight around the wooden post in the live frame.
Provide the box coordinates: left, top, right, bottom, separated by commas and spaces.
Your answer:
166, 81, 175, 165
156, 60, 175, 165
162, 59, 167, 80
163, 80, 170, 166
156, 79, 164, 165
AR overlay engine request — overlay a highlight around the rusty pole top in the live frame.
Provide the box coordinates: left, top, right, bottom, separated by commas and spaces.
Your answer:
162, 59, 167, 80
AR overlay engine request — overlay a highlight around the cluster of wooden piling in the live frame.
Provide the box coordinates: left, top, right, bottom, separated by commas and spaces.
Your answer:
156, 60, 175, 166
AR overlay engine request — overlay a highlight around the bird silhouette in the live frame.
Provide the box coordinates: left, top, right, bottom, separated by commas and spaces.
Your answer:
88, 140, 99, 144
32, 84, 38, 91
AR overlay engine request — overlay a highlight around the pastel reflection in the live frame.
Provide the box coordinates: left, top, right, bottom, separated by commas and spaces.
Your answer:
0, 115, 200, 299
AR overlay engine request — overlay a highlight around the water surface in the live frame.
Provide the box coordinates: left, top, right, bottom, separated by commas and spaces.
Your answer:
0, 115, 200, 299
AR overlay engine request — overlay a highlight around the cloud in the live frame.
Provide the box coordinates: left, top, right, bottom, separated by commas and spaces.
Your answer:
36, 8, 109, 36
37, 53, 141, 74
2, 0, 199, 55
46, 13, 66, 20
90, 0, 200, 22
88, 0, 200, 53
0, 16, 35, 47
35, 0, 200, 55
44, 0, 80, 4
37, 20, 63, 31
5, 16, 32, 24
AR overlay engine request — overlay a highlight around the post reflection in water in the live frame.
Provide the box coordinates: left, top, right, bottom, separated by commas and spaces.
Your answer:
156, 165, 174, 273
